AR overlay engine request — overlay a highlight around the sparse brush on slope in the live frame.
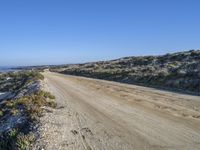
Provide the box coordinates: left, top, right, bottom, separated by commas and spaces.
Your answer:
0, 71, 56, 150
51, 50, 200, 94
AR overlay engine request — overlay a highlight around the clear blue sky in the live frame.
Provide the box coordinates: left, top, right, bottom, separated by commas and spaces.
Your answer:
0, 0, 199, 66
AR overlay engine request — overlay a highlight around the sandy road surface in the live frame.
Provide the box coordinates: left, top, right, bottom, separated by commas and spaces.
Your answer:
35, 72, 200, 150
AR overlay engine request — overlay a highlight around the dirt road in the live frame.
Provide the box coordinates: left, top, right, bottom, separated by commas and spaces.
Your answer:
35, 72, 200, 150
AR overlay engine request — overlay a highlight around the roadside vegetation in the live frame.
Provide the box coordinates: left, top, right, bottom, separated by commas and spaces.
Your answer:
0, 71, 44, 93
0, 71, 56, 150
50, 50, 200, 94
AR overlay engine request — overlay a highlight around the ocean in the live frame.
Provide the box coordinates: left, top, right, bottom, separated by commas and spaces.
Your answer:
0, 67, 19, 73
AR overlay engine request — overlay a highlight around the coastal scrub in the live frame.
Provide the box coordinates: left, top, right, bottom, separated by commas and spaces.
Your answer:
0, 71, 56, 150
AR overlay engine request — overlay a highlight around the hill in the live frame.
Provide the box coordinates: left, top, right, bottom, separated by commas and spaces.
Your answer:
51, 50, 200, 94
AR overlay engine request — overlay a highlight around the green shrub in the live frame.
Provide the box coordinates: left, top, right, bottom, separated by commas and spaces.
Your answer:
16, 133, 35, 150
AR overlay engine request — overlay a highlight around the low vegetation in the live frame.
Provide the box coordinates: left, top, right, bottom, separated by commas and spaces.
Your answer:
0, 71, 44, 93
0, 71, 56, 150
51, 50, 200, 94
